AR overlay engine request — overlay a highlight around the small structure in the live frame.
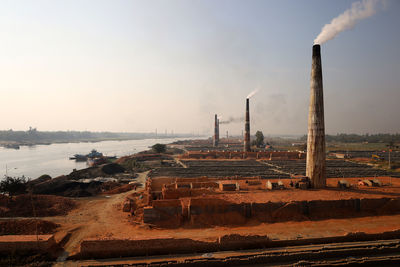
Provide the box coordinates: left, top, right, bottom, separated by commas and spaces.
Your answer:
246, 180, 261, 186
295, 177, 311, 190
175, 183, 191, 189
219, 182, 237, 191
371, 178, 382, 187
359, 179, 382, 187
362, 179, 373, 187
337, 179, 350, 189
266, 180, 285, 190
331, 153, 350, 159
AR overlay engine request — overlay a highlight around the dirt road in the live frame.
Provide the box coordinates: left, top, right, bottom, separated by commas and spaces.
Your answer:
52, 171, 150, 262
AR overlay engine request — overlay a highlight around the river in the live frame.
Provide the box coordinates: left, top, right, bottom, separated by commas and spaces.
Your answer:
0, 138, 189, 179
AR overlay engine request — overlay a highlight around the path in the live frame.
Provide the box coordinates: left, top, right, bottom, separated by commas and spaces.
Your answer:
53, 171, 150, 266
258, 160, 293, 177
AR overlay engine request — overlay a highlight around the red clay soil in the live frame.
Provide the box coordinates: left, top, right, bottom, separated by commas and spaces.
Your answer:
0, 219, 59, 235
26, 185, 400, 258
99, 181, 121, 192
206, 177, 400, 204
102, 183, 140, 195
0, 194, 77, 217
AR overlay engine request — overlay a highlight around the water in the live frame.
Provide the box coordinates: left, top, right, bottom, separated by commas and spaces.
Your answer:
0, 138, 188, 179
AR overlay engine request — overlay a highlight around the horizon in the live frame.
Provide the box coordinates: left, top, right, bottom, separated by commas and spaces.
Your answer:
1, 128, 400, 138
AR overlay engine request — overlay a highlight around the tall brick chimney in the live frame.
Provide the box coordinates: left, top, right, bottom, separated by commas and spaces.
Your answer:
244, 98, 250, 152
213, 114, 219, 147
306, 44, 326, 188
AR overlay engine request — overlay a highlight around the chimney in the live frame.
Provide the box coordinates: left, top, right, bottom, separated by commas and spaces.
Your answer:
217, 118, 220, 143
244, 98, 250, 152
213, 114, 219, 147
306, 44, 326, 188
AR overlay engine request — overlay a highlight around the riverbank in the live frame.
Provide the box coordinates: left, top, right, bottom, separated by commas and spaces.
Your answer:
0, 137, 194, 179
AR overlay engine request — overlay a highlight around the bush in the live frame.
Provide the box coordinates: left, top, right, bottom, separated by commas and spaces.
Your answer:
0, 176, 28, 196
152, 143, 167, 153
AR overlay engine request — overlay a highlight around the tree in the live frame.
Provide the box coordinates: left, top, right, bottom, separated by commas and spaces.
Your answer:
0, 176, 27, 196
254, 131, 265, 148
152, 143, 167, 153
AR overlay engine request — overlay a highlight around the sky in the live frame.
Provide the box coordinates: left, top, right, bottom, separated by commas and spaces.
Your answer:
0, 0, 399, 136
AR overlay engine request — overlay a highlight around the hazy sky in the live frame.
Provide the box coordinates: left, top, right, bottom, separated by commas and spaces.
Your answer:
1, 0, 399, 135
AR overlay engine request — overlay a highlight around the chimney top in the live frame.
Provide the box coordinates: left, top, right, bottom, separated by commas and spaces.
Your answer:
312, 44, 321, 56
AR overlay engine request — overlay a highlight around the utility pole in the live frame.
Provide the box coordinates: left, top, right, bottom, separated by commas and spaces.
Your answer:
386, 142, 398, 170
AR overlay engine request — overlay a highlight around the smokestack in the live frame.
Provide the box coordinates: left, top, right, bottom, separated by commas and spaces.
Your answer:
217, 118, 220, 143
244, 98, 250, 152
306, 44, 326, 188
213, 114, 219, 147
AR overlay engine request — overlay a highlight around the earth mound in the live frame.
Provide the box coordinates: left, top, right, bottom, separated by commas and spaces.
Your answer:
31, 175, 104, 197
26, 174, 52, 187
0, 219, 59, 235
101, 163, 125, 175
0, 194, 77, 217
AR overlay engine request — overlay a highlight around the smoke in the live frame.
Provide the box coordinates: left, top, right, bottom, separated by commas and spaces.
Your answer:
247, 89, 259, 99
314, 0, 383, 45
219, 116, 244, 125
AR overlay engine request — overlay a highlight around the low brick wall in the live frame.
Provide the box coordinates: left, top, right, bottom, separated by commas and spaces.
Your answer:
143, 199, 183, 226
79, 230, 400, 259
162, 188, 191, 199
80, 238, 218, 258
179, 151, 305, 160
0, 235, 56, 254
144, 197, 400, 227
191, 182, 219, 189
162, 187, 217, 199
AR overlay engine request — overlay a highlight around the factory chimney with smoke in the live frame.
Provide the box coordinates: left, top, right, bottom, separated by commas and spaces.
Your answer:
213, 114, 219, 147
306, 44, 326, 188
244, 98, 250, 152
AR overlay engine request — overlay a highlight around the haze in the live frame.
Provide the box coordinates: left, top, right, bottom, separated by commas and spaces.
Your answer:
1, 0, 399, 136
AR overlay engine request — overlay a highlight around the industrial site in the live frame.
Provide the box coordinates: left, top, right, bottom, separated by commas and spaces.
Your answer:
0, 42, 399, 266
1, 0, 400, 266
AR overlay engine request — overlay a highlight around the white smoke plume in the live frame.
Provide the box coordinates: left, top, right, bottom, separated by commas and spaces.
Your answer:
247, 89, 259, 99
219, 116, 244, 125
314, 0, 383, 45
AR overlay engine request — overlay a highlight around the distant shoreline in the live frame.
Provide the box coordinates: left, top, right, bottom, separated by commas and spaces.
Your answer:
0, 129, 198, 149
0, 136, 189, 149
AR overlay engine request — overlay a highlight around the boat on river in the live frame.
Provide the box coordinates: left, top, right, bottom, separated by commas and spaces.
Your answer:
4, 143, 20, 149
69, 149, 103, 161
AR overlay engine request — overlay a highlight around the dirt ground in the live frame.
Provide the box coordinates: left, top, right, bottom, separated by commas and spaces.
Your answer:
0, 171, 392, 264
209, 177, 400, 203
49, 193, 400, 257
48, 171, 150, 258
32, 175, 398, 260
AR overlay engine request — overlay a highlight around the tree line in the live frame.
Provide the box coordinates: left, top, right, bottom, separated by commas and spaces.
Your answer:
0, 129, 184, 144
300, 133, 400, 143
